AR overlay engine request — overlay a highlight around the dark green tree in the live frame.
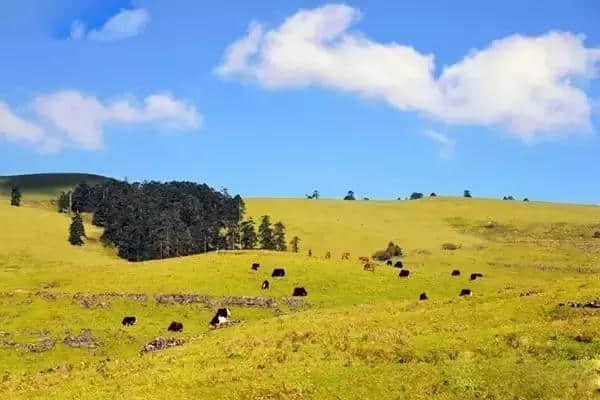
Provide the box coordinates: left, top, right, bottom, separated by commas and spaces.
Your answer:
258, 215, 274, 250
57, 191, 71, 213
273, 222, 287, 251
240, 218, 258, 249
343, 190, 356, 200
290, 236, 300, 253
410, 192, 424, 200
69, 213, 86, 246
10, 186, 21, 207
464, 190, 472, 198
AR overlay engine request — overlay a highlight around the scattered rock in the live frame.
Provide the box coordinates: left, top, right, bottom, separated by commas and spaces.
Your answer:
140, 337, 184, 354
282, 297, 307, 307
220, 296, 277, 308
25, 338, 55, 353
519, 290, 540, 297
210, 319, 243, 330
35, 290, 57, 301
40, 364, 72, 374
63, 330, 98, 348
73, 292, 148, 308
154, 293, 215, 306
441, 243, 460, 251
559, 299, 600, 308
574, 335, 593, 343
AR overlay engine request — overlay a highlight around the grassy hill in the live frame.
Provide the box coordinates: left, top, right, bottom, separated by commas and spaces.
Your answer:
1, 195, 600, 399
0, 173, 112, 197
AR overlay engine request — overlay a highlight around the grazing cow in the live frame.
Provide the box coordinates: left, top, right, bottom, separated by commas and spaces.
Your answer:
419, 292, 428, 301
121, 316, 136, 326
386, 260, 393, 266
168, 321, 184, 332
451, 269, 460, 276
399, 269, 410, 278
359, 256, 370, 264
272, 268, 285, 277
251, 263, 260, 271
470, 273, 483, 281
363, 263, 375, 272
341, 252, 350, 260
261, 280, 269, 290
308, 249, 312, 257
394, 261, 403, 268
292, 287, 308, 296
459, 289, 472, 297
325, 251, 331, 259
210, 308, 231, 328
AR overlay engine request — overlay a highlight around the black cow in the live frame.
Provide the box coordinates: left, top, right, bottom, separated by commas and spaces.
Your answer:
292, 287, 308, 296
210, 308, 231, 328
272, 268, 285, 277
399, 269, 410, 278
451, 269, 461, 276
459, 289, 472, 297
121, 316, 136, 326
394, 261, 403, 268
386, 260, 393, 266
261, 280, 269, 290
251, 263, 260, 271
470, 273, 483, 280
419, 292, 428, 301
168, 321, 183, 332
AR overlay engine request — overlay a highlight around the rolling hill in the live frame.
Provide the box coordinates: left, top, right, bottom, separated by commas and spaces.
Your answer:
0, 173, 112, 197
0, 186, 599, 399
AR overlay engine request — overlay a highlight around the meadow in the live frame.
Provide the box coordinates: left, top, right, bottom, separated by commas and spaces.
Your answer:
1, 187, 600, 399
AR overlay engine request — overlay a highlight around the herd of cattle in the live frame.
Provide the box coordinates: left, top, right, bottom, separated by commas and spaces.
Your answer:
119, 253, 483, 332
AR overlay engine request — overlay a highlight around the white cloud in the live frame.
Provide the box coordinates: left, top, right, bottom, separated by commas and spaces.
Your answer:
0, 91, 200, 151
217, 4, 600, 139
423, 129, 455, 158
34, 91, 201, 150
70, 8, 149, 41
0, 101, 45, 143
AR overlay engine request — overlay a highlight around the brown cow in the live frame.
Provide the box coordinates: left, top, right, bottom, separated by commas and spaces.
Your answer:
451, 269, 460, 276
325, 251, 331, 259
363, 263, 375, 272
359, 256, 370, 264
459, 289, 472, 297
341, 252, 350, 260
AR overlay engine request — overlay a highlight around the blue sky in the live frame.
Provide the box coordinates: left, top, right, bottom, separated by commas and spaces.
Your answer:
1, 1, 599, 203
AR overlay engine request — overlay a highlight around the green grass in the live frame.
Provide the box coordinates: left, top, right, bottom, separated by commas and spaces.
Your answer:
0, 173, 111, 197
1, 194, 600, 399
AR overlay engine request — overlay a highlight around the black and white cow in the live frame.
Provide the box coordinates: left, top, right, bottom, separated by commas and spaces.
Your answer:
251, 263, 260, 271
210, 308, 231, 328
470, 273, 483, 280
398, 269, 410, 278
451, 269, 461, 276
459, 289, 472, 297
394, 261, 403, 268
419, 292, 428, 301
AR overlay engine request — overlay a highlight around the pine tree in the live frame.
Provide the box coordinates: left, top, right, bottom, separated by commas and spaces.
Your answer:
290, 236, 300, 253
273, 222, 287, 251
69, 213, 86, 246
240, 218, 258, 249
57, 191, 70, 213
258, 215, 274, 250
10, 186, 21, 207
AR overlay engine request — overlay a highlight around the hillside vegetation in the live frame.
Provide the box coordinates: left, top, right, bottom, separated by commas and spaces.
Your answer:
1, 191, 600, 399
0, 173, 111, 197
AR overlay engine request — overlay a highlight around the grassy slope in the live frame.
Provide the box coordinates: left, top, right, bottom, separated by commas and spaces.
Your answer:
1, 196, 600, 399
0, 173, 111, 197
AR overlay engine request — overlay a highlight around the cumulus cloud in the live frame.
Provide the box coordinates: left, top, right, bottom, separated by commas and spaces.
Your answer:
0, 92, 200, 151
70, 8, 149, 41
423, 130, 455, 158
216, 4, 600, 139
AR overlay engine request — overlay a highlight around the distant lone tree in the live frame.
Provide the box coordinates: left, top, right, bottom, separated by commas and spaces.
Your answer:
57, 191, 71, 213
344, 190, 356, 201
290, 236, 300, 253
311, 190, 320, 199
10, 186, 21, 207
69, 213, 86, 246
464, 190, 472, 198
273, 222, 287, 251
523, 198, 530, 202
430, 192, 437, 197
363, 197, 370, 201
258, 215, 274, 250
410, 192, 424, 200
